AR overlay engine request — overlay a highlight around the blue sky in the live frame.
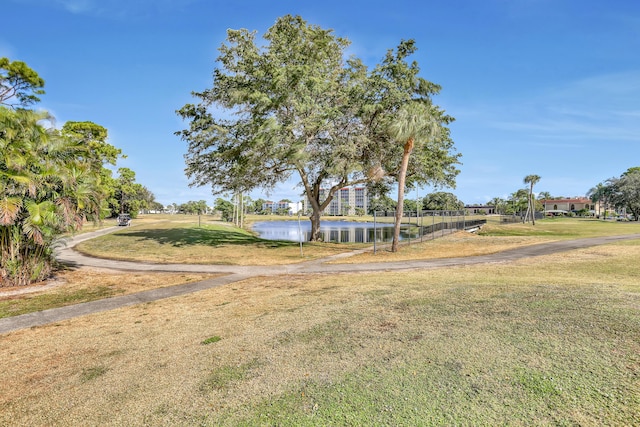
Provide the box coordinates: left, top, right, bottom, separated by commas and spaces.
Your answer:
4, 0, 640, 207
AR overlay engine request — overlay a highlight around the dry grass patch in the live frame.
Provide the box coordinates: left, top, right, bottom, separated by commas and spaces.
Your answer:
1, 242, 639, 425
0, 268, 221, 318
332, 231, 553, 264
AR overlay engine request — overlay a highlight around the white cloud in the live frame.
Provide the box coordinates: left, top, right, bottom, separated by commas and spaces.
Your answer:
47, 0, 203, 19
56, 0, 93, 14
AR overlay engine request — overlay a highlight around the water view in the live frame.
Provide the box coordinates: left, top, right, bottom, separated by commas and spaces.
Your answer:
252, 220, 420, 243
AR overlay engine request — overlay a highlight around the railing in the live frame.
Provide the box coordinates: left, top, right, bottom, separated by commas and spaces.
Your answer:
372, 210, 487, 242
414, 217, 487, 240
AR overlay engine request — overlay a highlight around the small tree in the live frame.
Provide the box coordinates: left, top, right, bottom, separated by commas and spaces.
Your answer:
368, 194, 397, 215
487, 197, 507, 214
251, 198, 267, 215
508, 189, 530, 215
588, 182, 614, 219
106, 168, 156, 218
214, 198, 234, 221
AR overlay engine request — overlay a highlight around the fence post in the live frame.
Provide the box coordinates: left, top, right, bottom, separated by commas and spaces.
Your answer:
407, 210, 411, 245
432, 212, 435, 240
373, 210, 377, 254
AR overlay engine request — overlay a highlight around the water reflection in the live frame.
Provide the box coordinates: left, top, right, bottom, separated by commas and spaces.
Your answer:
252, 220, 419, 243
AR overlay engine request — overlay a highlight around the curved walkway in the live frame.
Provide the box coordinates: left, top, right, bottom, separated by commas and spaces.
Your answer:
2, 229, 640, 334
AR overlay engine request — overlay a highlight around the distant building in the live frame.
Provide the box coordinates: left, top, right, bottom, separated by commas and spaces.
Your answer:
304, 186, 371, 216
465, 205, 497, 215
539, 198, 595, 215
262, 200, 303, 215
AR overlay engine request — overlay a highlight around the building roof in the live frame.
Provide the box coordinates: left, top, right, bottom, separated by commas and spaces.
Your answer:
539, 198, 591, 203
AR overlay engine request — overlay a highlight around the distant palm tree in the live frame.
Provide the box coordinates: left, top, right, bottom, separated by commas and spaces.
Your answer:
587, 182, 612, 218
538, 191, 551, 201
388, 101, 439, 252
537, 191, 551, 216
523, 174, 541, 225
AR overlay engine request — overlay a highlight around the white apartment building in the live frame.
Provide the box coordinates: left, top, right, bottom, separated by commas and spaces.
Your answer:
311, 186, 371, 216
262, 200, 303, 215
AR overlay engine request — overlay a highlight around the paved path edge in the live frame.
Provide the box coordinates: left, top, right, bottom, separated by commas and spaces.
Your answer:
2, 230, 639, 334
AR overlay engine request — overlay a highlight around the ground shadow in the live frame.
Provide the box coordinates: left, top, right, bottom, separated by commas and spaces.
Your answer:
112, 227, 296, 248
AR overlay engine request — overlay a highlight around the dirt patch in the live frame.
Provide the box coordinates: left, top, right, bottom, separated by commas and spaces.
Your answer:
0, 278, 66, 297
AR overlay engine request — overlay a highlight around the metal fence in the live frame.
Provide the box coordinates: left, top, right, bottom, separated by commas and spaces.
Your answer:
372, 210, 488, 245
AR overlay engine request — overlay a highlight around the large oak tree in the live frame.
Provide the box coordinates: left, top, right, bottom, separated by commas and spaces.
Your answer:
177, 15, 375, 240
177, 16, 460, 243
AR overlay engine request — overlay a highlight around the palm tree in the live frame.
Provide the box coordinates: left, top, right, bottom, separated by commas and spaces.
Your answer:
587, 182, 612, 219
537, 191, 551, 216
0, 107, 103, 286
508, 189, 529, 215
1, 108, 50, 285
388, 101, 439, 252
523, 174, 541, 225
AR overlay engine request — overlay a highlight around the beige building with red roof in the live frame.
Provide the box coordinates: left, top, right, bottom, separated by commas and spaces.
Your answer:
539, 197, 595, 215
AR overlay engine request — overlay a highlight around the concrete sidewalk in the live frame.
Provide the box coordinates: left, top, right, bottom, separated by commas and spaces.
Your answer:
2, 229, 639, 334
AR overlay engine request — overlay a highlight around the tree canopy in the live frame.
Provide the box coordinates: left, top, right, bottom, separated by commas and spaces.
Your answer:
0, 57, 45, 107
422, 192, 464, 211
602, 168, 640, 220
177, 15, 460, 242
108, 168, 155, 218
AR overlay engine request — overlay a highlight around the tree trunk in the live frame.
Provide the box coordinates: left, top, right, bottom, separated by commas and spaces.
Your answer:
530, 193, 536, 225
309, 209, 322, 242
304, 186, 324, 242
392, 138, 414, 252
529, 184, 536, 225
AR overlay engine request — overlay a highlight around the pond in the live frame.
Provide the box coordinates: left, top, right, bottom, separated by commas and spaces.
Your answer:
252, 220, 420, 243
